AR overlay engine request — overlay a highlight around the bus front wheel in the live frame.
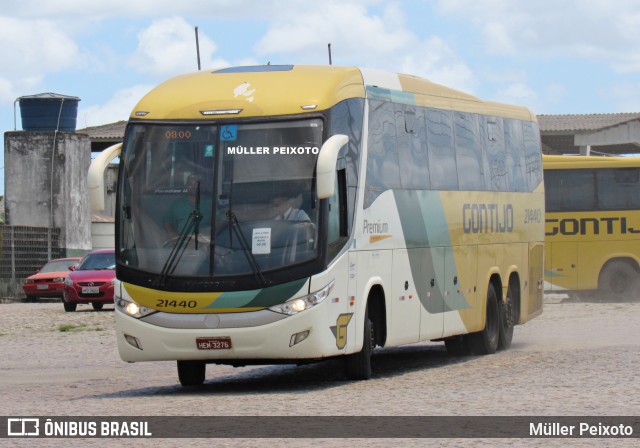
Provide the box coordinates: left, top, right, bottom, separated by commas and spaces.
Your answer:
177, 361, 206, 387
345, 307, 374, 380
468, 283, 499, 355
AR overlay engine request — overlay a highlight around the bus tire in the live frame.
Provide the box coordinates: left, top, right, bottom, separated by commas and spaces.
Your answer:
345, 307, 373, 380
498, 284, 515, 350
599, 261, 639, 302
468, 283, 499, 355
177, 361, 206, 387
444, 335, 471, 356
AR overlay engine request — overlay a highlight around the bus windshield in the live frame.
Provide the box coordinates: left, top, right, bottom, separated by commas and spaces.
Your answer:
119, 119, 323, 280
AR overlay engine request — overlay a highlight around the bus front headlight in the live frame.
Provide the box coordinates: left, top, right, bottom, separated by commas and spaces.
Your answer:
116, 296, 156, 318
269, 280, 334, 316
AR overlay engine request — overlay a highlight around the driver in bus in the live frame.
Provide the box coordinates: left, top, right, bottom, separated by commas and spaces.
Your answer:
271, 192, 311, 222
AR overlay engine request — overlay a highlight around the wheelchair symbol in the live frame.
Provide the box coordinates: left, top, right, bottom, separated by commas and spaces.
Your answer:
220, 125, 238, 141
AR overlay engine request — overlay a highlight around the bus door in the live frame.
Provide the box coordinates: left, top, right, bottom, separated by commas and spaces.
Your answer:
389, 249, 423, 345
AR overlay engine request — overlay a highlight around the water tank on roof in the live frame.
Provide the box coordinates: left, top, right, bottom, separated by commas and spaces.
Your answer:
17, 92, 80, 132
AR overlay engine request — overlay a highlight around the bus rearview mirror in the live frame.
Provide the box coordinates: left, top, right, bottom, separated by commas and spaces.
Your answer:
316, 134, 348, 199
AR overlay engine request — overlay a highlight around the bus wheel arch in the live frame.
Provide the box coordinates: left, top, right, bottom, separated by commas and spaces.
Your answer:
598, 258, 640, 302
344, 285, 387, 380
366, 285, 387, 348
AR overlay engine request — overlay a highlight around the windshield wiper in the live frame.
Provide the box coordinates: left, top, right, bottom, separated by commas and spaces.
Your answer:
221, 146, 266, 286
156, 182, 202, 287
226, 210, 267, 286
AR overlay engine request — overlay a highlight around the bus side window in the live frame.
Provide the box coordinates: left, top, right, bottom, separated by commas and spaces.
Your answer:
505, 119, 526, 192
426, 108, 458, 190
483, 118, 508, 191
597, 168, 640, 210
365, 100, 401, 208
397, 104, 430, 190
545, 169, 595, 211
328, 168, 348, 259
523, 122, 543, 191
454, 111, 484, 190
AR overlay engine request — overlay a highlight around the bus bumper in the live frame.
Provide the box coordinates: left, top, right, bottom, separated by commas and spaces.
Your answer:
115, 303, 342, 363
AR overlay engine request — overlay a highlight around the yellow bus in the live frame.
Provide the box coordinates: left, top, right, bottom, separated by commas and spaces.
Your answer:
91, 65, 544, 386
544, 154, 640, 300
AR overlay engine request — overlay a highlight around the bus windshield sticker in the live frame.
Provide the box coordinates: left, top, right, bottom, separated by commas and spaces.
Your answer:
252, 228, 271, 254
221, 125, 238, 141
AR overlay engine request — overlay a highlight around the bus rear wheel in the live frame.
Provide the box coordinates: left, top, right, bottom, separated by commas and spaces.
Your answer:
177, 361, 206, 387
345, 307, 374, 380
468, 283, 499, 355
498, 284, 515, 350
599, 261, 639, 302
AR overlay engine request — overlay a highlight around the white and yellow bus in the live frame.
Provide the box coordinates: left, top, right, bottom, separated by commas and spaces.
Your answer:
544, 154, 640, 300
93, 65, 544, 386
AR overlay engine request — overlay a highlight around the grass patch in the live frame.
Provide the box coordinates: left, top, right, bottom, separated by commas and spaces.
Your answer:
57, 323, 88, 333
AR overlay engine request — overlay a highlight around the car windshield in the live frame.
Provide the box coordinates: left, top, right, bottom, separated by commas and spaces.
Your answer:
119, 119, 323, 280
39, 259, 79, 273
78, 253, 116, 270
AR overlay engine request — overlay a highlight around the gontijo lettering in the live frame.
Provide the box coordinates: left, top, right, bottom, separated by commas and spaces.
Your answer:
463, 203, 514, 234
546, 217, 640, 236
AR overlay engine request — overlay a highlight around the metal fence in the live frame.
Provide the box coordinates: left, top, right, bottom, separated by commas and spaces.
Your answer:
0, 225, 62, 298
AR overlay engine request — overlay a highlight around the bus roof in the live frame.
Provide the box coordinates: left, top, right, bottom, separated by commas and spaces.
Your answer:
130, 64, 536, 122
543, 154, 640, 169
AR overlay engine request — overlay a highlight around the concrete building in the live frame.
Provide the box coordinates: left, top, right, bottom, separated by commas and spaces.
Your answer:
538, 113, 640, 156
4, 131, 92, 256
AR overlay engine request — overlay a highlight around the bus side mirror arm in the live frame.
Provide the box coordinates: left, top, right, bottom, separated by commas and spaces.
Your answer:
88, 143, 122, 212
316, 134, 348, 199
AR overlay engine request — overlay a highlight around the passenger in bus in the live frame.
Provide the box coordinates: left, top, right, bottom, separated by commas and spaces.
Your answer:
163, 174, 212, 238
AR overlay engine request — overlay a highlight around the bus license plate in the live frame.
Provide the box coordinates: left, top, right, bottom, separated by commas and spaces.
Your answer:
196, 337, 232, 350
82, 287, 100, 294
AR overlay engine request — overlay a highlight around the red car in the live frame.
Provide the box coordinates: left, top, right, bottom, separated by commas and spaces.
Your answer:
23, 257, 82, 302
62, 249, 116, 312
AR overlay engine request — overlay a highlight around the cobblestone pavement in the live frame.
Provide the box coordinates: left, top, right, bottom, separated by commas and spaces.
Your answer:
1, 297, 638, 447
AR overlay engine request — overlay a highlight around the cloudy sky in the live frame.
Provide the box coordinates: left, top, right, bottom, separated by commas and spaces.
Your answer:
2, 0, 640, 193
